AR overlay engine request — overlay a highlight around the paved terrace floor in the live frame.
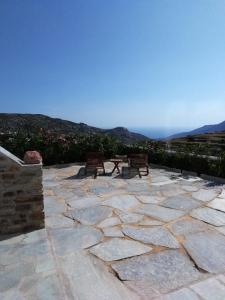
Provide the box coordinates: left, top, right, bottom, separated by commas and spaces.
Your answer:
1, 163, 225, 300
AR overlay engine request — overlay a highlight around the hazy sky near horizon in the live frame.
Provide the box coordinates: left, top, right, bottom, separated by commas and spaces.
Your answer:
1, 0, 225, 129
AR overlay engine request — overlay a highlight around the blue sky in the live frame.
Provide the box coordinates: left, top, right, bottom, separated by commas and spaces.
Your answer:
1, 0, 225, 131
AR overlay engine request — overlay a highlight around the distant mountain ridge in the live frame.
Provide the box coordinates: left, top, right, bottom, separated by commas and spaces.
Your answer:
166, 120, 225, 140
0, 113, 149, 144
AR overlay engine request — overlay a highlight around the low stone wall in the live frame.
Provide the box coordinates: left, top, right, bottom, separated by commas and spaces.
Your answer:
0, 146, 44, 234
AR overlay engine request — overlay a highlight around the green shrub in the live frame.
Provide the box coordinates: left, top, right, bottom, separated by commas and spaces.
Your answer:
0, 130, 224, 178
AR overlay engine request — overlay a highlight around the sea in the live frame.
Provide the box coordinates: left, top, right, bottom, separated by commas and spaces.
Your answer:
128, 127, 188, 140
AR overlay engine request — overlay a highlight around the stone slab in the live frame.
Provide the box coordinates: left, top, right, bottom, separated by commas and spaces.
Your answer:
191, 207, 225, 226
160, 184, 185, 197
183, 231, 225, 273
44, 197, 65, 216
127, 182, 152, 194
170, 219, 210, 236
191, 278, 225, 300
67, 196, 101, 209
161, 288, 199, 300
208, 197, 225, 213
90, 185, 113, 195
218, 190, 225, 199
192, 189, 219, 202
161, 195, 201, 212
25, 274, 64, 300
58, 251, 137, 300
124, 281, 161, 300
67, 206, 112, 225
139, 219, 164, 226
0, 289, 24, 300
14, 239, 49, 258
103, 227, 124, 237
215, 226, 225, 235
137, 195, 164, 204
0, 262, 35, 293
90, 238, 152, 261
35, 255, 55, 273
116, 210, 144, 223
152, 180, 175, 186
216, 274, 225, 284
181, 185, 199, 192
97, 217, 121, 228
122, 225, 179, 248
112, 250, 201, 293
136, 204, 186, 222
102, 195, 140, 211
23, 229, 47, 244
45, 215, 74, 228
151, 175, 172, 183
50, 226, 103, 256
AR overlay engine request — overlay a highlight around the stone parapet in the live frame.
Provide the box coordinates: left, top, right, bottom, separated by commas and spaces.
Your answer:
0, 146, 44, 234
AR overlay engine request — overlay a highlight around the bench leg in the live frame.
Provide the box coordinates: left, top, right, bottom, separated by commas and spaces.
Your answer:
103, 166, 106, 175
138, 168, 142, 178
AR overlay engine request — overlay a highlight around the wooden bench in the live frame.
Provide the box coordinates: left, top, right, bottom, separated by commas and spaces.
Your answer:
128, 153, 149, 178
85, 152, 105, 178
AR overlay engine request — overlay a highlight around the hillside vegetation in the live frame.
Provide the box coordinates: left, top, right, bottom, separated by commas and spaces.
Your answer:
168, 132, 225, 156
1, 114, 225, 177
0, 113, 148, 144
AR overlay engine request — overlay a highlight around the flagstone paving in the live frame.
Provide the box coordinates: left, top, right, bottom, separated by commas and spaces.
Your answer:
115, 210, 144, 223
208, 197, 225, 213
191, 207, 225, 226
97, 216, 121, 228
112, 250, 202, 293
192, 189, 219, 202
183, 231, 225, 273
102, 226, 124, 237
122, 225, 180, 248
139, 218, 164, 226
66, 196, 101, 209
90, 238, 152, 261
50, 226, 103, 256
65, 205, 112, 225
160, 287, 200, 300
170, 219, 211, 236
136, 203, 186, 222
190, 277, 225, 300
216, 226, 225, 235
1, 162, 225, 299
161, 194, 201, 211
102, 195, 140, 211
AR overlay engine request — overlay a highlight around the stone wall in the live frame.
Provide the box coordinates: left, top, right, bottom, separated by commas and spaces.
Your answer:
0, 146, 44, 234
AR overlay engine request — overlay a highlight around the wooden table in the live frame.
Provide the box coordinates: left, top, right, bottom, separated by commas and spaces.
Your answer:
110, 159, 123, 174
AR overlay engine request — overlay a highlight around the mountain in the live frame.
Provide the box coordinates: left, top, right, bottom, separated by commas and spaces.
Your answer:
165, 120, 225, 140
0, 113, 148, 144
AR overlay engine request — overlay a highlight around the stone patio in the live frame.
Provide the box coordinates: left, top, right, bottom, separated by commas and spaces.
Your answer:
1, 162, 225, 299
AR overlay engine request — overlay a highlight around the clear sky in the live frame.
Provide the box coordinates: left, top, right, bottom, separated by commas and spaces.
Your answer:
1, 0, 225, 130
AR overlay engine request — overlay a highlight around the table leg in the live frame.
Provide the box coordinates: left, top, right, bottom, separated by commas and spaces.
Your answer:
111, 162, 120, 174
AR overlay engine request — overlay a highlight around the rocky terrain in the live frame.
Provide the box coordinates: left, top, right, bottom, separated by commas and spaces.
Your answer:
0, 113, 148, 144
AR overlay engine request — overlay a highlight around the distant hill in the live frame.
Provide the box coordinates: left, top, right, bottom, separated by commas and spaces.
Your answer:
0, 113, 149, 144
166, 120, 225, 140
